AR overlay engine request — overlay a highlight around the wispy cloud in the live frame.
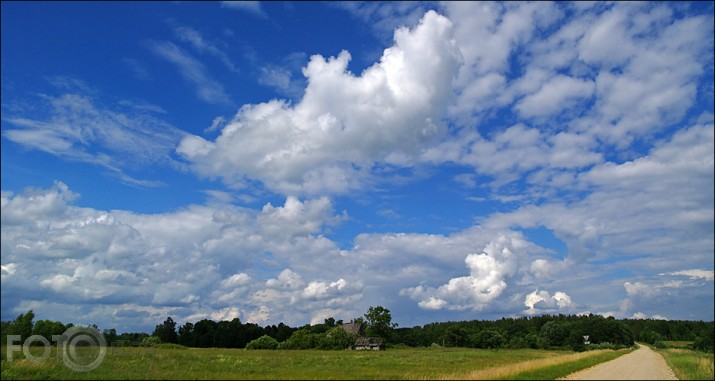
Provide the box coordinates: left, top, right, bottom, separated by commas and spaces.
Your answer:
147, 40, 232, 105
664, 269, 715, 281
220, 1, 267, 19
2, 90, 186, 187
171, 23, 239, 73
334, 1, 431, 42
122, 58, 151, 80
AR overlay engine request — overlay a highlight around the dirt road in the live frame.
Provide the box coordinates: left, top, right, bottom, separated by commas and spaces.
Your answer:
560, 343, 677, 380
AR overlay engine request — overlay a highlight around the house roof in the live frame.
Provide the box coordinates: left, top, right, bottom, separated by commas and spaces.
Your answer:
355, 337, 384, 346
341, 322, 362, 335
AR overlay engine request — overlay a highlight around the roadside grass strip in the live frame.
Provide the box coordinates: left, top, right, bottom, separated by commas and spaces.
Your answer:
658, 348, 714, 381
439, 348, 633, 380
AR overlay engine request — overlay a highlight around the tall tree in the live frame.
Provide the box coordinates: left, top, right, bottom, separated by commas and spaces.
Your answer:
363, 305, 398, 340
178, 322, 195, 347
7, 310, 35, 340
102, 328, 118, 344
153, 316, 178, 344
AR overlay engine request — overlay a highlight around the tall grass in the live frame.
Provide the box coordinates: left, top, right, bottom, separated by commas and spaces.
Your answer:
657, 347, 714, 380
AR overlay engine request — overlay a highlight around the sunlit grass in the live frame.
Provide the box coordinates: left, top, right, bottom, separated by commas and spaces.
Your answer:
657, 347, 714, 381
0, 345, 636, 380
439, 348, 633, 380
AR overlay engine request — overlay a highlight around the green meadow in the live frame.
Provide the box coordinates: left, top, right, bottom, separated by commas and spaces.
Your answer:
652, 341, 714, 381
1, 345, 632, 380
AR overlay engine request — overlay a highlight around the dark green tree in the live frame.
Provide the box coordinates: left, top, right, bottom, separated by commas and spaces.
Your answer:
470, 329, 506, 349
214, 319, 239, 348
102, 328, 118, 344
117, 332, 149, 342
274, 322, 295, 342
540, 320, 568, 347
445, 325, 468, 347
0, 321, 10, 343
193, 319, 217, 347
32, 319, 67, 342
364, 306, 397, 340
153, 317, 178, 344
7, 310, 35, 340
242, 322, 265, 348
177, 322, 195, 347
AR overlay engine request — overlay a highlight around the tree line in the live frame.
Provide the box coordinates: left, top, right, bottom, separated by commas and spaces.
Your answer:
149, 305, 395, 350
2, 308, 712, 352
391, 313, 713, 352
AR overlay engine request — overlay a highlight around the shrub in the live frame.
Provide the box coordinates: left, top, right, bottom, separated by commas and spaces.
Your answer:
525, 332, 547, 349
142, 336, 161, 346
505, 335, 528, 349
246, 334, 279, 350
279, 328, 319, 350
692, 336, 714, 352
586, 342, 629, 350
317, 326, 356, 350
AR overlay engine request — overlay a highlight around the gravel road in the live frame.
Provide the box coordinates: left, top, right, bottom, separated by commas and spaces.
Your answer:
560, 343, 678, 380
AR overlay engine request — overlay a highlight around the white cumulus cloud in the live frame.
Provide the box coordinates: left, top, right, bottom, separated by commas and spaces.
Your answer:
177, 10, 463, 195
401, 233, 527, 311
524, 289, 572, 315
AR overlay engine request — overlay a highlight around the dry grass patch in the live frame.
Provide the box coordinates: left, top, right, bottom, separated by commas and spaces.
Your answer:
438, 350, 611, 380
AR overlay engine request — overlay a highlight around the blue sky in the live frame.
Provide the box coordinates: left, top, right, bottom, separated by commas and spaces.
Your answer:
2, 1, 713, 333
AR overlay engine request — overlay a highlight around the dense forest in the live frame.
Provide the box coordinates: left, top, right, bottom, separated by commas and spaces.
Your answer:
3, 307, 713, 352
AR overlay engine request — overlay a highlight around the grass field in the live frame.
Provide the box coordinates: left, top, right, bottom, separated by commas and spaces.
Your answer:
652, 342, 714, 381
1, 345, 634, 380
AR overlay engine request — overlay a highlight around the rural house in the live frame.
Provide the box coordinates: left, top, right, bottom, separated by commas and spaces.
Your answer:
354, 337, 384, 351
340, 320, 384, 350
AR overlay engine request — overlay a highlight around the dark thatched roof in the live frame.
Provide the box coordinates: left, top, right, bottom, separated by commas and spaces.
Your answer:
355, 337, 384, 346
341, 322, 362, 335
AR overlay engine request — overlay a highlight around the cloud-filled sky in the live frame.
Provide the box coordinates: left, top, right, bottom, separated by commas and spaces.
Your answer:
1, 1, 713, 333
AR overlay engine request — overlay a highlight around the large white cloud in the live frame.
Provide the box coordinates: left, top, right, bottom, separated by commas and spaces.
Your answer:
400, 233, 531, 311
177, 10, 463, 195
1, 181, 560, 330
0, 182, 356, 329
